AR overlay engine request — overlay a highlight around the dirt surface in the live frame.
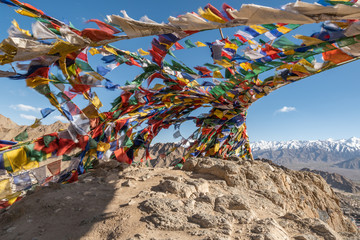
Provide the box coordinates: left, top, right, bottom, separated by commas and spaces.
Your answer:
0, 157, 359, 240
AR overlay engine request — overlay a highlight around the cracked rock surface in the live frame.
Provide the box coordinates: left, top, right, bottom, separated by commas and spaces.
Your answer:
0, 157, 358, 239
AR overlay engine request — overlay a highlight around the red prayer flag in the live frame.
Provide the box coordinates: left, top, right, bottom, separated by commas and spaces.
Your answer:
174, 42, 184, 50
205, 4, 228, 22
114, 148, 131, 164
86, 19, 120, 35
81, 28, 116, 42
47, 160, 61, 176
57, 138, 76, 156
222, 3, 235, 20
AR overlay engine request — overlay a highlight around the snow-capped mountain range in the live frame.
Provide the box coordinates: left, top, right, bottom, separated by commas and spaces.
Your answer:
251, 137, 360, 165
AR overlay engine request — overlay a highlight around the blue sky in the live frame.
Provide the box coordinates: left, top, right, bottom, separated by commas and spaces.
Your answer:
0, 0, 360, 143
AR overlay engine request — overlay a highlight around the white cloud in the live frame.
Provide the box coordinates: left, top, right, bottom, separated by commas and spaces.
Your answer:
53, 115, 68, 122
20, 114, 37, 120
276, 106, 296, 113
10, 104, 41, 112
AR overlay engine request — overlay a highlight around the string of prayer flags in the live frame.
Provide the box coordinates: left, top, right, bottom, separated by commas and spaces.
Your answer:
2, 0, 360, 208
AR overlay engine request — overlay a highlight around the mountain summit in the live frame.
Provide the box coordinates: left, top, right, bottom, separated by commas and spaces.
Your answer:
0, 114, 19, 129
251, 137, 360, 165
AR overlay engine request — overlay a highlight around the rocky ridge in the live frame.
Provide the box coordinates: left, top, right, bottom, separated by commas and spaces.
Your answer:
0, 157, 358, 240
0, 114, 68, 141
334, 158, 360, 170
300, 168, 360, 194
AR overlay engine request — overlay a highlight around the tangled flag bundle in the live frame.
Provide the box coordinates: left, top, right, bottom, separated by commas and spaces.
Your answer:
1, 0, 360, 207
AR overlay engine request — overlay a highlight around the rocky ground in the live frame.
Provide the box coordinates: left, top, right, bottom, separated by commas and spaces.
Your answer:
0, 157, 359, 240
336, 190, 360, 230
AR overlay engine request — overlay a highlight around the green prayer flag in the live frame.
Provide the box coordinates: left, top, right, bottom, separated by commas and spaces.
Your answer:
230, 38, 244, 47
89, 138, 98, 149
286, 24, 301, 30
43, 135, 57, 148
184, 39, 196, 49
204, 63, 222, 71
24, 143, 47, 162
272, 36, 299, 50
63, 154, 72, 161
168, 49, 176, 58
124, 137, 133, 148
261, 24, 277, 30
75, 59, 94, 72
15, 130, 28, 141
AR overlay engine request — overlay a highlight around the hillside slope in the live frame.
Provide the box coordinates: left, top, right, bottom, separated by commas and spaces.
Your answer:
301, 168, 360, 194
334, 158, 360, 170
0, 157, 358, 240
0, 114, 68, 141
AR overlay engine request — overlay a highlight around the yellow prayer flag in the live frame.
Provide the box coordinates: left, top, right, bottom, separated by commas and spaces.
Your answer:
48, 93, 62, 113
195, 41, 207, 47
255, 93, 265, 99
0, 179, 11, 199
292, 64, 309, 73
249, 25, 268, 34
89, 48, 100, 56
213, 109, 224, 119
224, 42, 238, 51
138, 48, 149, 56
22, 161, 39, 171
7, 192, 21, 205
31, 118, 42, 128
48, 40, 80, 55
153, 84, 166, 90
188, 80, 200, 87
213, 143, 219, 153
224, 113, 234, 119
173, 98, 182, 105
91, 92, 103, 109
103, 45, 118, 56
58, 56, 69, 78
177, 77, 190, 85
294, 35, 325, 46
198, 8, 226, 24
234, 147, 241, 155
213, 71, 224, 78
277, 64, 292, 70
87, 71, 104, 80
247, 40, 261, 51
15, 8, 39, 18
298, 59, 313, 68
26, 77, 53, 88
97, 142, 110, 152
164, 101, 172, 108
284, 49, 295, 56
82, 104, 99, 119
227, 92, 235, 99
12, 20, 31, 37
160, 42, 172, 49
277, 26, 291, 34
240, 62, 253, 71
215, 59, 232, 68
3, 147, 28, 173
